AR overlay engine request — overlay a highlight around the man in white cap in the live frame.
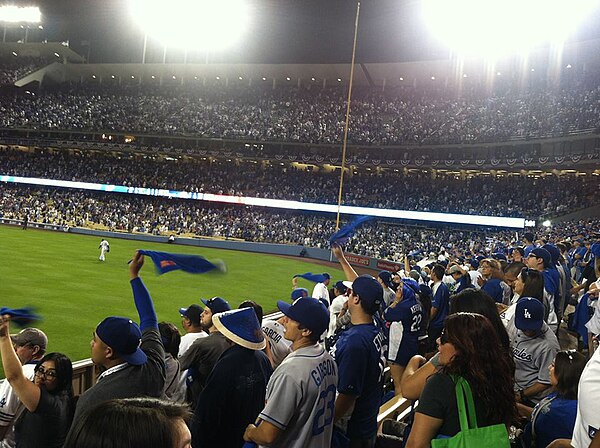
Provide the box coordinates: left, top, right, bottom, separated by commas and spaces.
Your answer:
244, 297, 338, 448
0, 328, 47, 448
192, 307, 273, 448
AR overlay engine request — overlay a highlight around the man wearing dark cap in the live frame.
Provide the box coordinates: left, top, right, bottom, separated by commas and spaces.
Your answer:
73, 251, 166, 424
512, 297, 559, 406
179, 296, 231, 408
178, 304, 207, 357
244, 298, 337, 448
0, 328, 47, 448
331, 246, 387, 448
192, 308, 272, 448
377, 271, 396, 307
527, 247, 560, 332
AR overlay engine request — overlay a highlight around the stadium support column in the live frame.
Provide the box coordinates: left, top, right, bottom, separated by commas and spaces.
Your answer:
272, 78, 276, 90
297, 78, 301, 88
322, 78, 326, 89
382, 78, 386, 92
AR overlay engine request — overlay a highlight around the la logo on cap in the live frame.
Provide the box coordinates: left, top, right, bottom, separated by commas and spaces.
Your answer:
524, 309, 531, 319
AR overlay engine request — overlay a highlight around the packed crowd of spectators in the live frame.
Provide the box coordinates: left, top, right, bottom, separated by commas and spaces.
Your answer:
1, 80, 600, 145
1, 183, 598, 262
1, 148, 597, 219
1, 182, 600, 447
0, 56, 52, 85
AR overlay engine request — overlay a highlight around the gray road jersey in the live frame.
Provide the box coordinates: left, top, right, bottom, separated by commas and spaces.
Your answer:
261, 320, 292, 368
259, 344, 338, 448
511, 323, 560, 403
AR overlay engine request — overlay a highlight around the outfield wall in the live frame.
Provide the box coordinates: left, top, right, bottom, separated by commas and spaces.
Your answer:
1, 218, 400, 271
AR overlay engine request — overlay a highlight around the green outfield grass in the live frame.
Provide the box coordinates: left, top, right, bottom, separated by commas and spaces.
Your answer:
0, 225, 343, 370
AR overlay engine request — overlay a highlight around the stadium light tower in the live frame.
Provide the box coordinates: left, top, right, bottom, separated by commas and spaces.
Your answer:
423, 0, 599, 57
0, 6, 42, 43
129, 0, 249, 62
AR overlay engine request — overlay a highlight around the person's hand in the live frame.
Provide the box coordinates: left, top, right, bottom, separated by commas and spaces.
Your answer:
129, 251, 145, 279
331, 244, 344, 260
477, 276, 486, 287
243, 423, 257, 442
407, 354, 427, 370
0, 315, 10, 338
292, 277, 298, 288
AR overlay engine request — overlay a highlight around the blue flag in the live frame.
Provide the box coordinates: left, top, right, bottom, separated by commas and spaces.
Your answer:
0, 307, 42, 328
329, 216, 373, 247
294, 272, 328, 283
138, 250, 226, 275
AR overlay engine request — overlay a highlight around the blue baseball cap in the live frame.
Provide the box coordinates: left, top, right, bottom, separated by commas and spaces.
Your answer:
542, 244, 560, 266
201, 297, 231, 314
515, 297, 544, 331
333, 281, 349, 294
277, 298, 329, 336
96, 317, 147, 366
378, 271, 394, 288
352, 275, 383, 314
528, 248, 551, 268
291, 288, 309, 300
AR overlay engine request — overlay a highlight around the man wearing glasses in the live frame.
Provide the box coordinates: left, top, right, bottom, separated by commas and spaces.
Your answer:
0, 328, 47, 448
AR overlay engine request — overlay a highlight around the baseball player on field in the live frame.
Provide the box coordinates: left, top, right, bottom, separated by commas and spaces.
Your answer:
244, 297, 337, 448
98, 239, 110, 261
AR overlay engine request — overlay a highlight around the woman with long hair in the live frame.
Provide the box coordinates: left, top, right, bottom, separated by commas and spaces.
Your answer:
405, 313, 516, 447
401, 288, 512, 400
0, 316, 73, 448
509, 267, 556, 334
519, 350, 587, 448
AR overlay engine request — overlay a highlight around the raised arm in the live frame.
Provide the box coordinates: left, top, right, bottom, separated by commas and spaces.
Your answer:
331, 245, 358, 282
129, 251, 158, 331
0, 317, 41, 412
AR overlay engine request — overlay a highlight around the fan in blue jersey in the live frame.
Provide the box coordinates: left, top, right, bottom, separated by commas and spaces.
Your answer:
384, 279, 424, 396
330, 245, 386, 448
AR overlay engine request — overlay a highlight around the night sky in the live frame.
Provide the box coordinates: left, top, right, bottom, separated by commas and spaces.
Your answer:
5, 0, 600, 64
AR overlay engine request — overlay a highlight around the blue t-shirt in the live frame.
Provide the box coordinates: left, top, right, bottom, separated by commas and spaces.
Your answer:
331, 323, 386, 439
430, 282, 450, 329
482, 278, 504, 304
524, 393, 577, 448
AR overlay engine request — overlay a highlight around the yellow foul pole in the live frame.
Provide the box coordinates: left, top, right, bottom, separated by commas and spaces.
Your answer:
335, 1, 361, 231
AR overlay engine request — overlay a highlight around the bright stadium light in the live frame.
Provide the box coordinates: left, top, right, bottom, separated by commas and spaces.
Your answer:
0, 6, 41, 23
423, 0, 599, 57
129, 0, 249, 51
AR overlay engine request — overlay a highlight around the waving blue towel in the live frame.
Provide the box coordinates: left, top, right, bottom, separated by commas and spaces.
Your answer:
329, 216, 373, 247
138, 250, 226, 275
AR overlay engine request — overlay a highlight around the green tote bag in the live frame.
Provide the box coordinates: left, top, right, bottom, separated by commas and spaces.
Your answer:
431, 376, 510, 448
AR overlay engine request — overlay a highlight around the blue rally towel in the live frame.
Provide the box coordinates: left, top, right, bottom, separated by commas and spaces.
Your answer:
0, 307, 42, 328
138, 250, 226, 275
571, 293, 593, 348
294, 272, 327, 284
329, 216, 373, 247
